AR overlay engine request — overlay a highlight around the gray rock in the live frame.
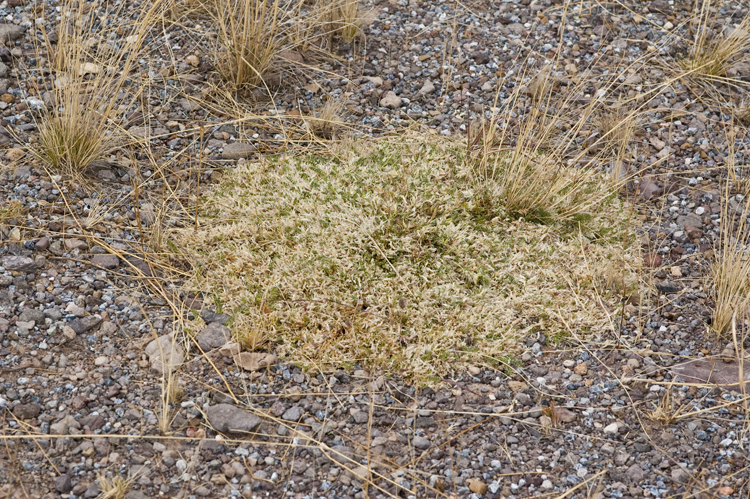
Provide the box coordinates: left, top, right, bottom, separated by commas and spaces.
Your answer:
412, 435, 432, 450
2, 255, 36, 272
200, 310, 230, 324
0, 24, 25, 43
222, 142, 256, 160
351, 410, 369, 424
124, 492, 149, 499
206, 403, 261, 433
282, 405, 302, 421
12, 403, 41, 420
179, 97, 200, 112
515, 392, 532, 405
419, 81, 436, 95
69, 315, 102, 334
35, 237, 50, 250
54, 474, 72, 493
91, 254, 119, 269
18, 308, 44, 325
196, 322, 231, 351
676, 213, 703, 229
51, 414, 80, 435
0, 62, 6, 78
626, 463, 644, 483
145, 334, 185, 374
671, 466, 690, 483
83, 483, 101, 498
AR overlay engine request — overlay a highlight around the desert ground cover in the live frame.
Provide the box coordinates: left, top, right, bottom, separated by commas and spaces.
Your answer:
1, 0, 750, 497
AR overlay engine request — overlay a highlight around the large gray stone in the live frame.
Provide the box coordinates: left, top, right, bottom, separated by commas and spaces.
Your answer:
2, 255, 36, 272
222, 142, 256, 160
145, 334, 185, 374
91, 254, 119, 269
69, 315, 102, 334
672, 358, 750, 389
196, 322, 231, 351
0, 24, 25, 43
205, 404, 261, 434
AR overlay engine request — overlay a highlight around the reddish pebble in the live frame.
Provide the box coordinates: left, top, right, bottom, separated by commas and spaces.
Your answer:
643, 253, 662, 268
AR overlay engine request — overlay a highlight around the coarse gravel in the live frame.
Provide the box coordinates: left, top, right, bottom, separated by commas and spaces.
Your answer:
0, 0, 750, 497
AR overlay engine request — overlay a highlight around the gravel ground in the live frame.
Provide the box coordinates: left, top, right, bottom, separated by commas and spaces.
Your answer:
1, 0, 750, 497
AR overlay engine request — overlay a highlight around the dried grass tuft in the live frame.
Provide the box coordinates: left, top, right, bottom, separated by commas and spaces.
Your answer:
681, 0, 750, 80
308, 96, 346, 139
210, 0, 284, 90
32, 0, 157, 176
96, 473, 131, 499
712, 189, 750, 336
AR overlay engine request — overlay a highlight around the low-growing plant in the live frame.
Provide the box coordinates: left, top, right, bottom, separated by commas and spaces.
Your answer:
170, 137, 639, 382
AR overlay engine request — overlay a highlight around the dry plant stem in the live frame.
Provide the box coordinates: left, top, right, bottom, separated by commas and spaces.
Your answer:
196, 125, 204, 231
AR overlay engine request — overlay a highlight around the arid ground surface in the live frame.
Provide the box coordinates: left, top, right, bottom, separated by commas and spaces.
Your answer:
1, 0, 750, 497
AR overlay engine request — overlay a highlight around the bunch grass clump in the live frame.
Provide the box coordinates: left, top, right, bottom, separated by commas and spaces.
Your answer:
681, 0, 750, 81
711, 174, 750, 337
210, 0, 284, 90
33, 0, 159, 176
466, 112, 617, 227
171, 137, 639, 382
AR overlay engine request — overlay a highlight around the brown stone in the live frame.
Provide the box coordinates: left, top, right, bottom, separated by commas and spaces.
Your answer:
643, 253, 662, 268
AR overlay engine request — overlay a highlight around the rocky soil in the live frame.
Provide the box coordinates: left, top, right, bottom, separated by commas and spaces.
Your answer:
1, 0, 750, 497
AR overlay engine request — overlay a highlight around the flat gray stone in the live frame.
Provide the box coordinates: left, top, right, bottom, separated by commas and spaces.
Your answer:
626, 463, 644, 483
196, 322, 231, 351
412, 435, 432, 450
91, 254, 119, 269
0, 24, 25, 42
2, 255, 36, 272
145, 334, 185, 374
69, 315, 102, 334
671, 358, 750, 388
222, 142, 256, 160
676, 213, 703, 229
54, 474, 72, 493
206, 403, 261, 433
18, 308, 45, 325
282, 405, 302, 421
